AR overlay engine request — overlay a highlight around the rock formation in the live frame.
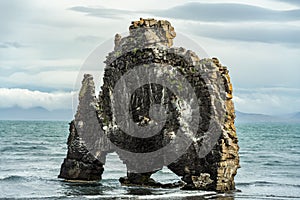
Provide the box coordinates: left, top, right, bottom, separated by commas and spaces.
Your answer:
59, 18, 239, 192
58, 74, 112, 181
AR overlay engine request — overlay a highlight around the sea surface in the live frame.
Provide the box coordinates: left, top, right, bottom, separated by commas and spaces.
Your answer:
0, 121, 299, 199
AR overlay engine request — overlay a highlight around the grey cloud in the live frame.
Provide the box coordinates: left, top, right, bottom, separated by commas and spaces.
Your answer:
0, 42, 25, 48
69, 6, 132, 19
187, 24, 300, 45
68, 3, 300, 45
154, 3, 300, 22
70, 3, 300, 22
272, 0, 300, 6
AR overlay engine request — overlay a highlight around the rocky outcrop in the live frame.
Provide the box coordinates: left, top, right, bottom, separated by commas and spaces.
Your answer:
58, 74, 112, 181
59, 18, 239, 192
212, 58, 240, 191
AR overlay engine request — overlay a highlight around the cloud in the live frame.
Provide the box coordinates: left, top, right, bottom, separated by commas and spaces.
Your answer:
69, 3, 300, 45
0, 88, 74, 110
0, 70, 79, 91
233, 87, 300, 114
0, 42, 26, 48
272, 0, 300, 6
70, 3, 300, 22
69, 6, 132, 19
154, 2, 300, 22
186, 23, 300, 45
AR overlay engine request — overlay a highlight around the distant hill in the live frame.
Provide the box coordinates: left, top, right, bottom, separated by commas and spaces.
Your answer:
0, 106, 299, 123
235, 111, 300, 123
235, 111, 276, 123
291, 112, 300, 120
0, 106, 73, 121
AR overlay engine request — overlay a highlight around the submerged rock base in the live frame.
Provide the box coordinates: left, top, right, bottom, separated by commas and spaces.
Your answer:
119, 175, 185, 189
59, 18, 239, 192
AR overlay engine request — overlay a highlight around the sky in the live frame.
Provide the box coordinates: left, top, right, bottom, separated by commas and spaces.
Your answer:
0, 0, 300, 117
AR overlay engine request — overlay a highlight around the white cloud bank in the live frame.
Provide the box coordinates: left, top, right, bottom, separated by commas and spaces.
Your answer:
233, 87, 300, 115
1, 86, 299, 115
0, 88, 75, 110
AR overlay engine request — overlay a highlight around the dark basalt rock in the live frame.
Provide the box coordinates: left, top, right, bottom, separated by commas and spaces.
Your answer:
58, 18, 240, 192
58, 74, 112, 181
119, 176, 185, 188
58, 121, 104, 181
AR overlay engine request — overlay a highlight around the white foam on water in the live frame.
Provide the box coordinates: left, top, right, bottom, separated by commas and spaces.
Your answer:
84, 194, 135, 199
137, 191, 216, 199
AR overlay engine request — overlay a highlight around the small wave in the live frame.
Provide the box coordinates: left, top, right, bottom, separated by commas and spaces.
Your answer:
263, 161, 300, 167
0, 175, 48, 183
236, 194, 300, 200
263, 160, 283, 166
12, 141, 50, 145
0, 175, 28, 182
135, 191, 216, 199
84, 194, 135, 199
0, 146, 15, 152
83, 191, 217, 200
237, 181, 300, 188
1, 145, 49, 152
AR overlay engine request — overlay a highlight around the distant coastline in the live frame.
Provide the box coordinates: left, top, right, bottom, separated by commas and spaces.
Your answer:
235, 111, 300, 123
0, 106, 73, 121
1, 106, 299, 123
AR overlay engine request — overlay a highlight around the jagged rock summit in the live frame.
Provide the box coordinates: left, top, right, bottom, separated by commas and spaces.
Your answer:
59, 18, 239, 192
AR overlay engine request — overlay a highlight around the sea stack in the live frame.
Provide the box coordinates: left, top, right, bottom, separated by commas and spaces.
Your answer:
59, 18, 240, 192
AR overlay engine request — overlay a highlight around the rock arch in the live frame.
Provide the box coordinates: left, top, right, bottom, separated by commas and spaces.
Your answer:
59, 18, 239, 192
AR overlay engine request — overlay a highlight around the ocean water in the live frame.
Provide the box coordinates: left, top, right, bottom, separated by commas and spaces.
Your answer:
0, 120, 299, 199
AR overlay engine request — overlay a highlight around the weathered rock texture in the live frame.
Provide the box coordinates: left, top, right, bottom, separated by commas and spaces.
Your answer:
58, 74, 112, 181
59, 18, 239, 192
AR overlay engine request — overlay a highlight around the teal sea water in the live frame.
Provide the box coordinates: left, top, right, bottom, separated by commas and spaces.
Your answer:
0, 121, 299, 199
